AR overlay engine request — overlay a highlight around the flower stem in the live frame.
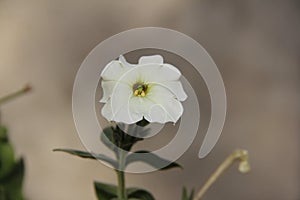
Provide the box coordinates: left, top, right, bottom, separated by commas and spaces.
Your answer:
0, 84, 32, 106
194, 149, 250, 200
116, 150, 127, 200
117, 170, 126, 200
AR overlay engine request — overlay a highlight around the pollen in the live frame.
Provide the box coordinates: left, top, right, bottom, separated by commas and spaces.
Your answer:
133, 82, 148, 97
134, 90, 139, 96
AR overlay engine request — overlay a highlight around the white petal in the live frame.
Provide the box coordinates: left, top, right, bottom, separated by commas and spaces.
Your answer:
101, 58, 131, 81
100, 55, 187, 124
101, 99, 113, 121
145, 85, 184, 123
154, 81, 187, 101
138, 55, 163, 65
135, 64, 181, 83
129, 96, 155, 115
160, 63, 182, 78
110, 82, 141, 124
119, 55, 136, 67
144, 104, 169, 123
100, 80, 116, 103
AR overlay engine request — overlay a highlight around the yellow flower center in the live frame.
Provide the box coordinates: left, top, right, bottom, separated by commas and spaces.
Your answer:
133, 83, 148, 97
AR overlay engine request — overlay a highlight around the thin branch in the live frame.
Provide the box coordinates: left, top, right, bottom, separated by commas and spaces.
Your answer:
194, 149, 250, 200
0, 84, 32, 106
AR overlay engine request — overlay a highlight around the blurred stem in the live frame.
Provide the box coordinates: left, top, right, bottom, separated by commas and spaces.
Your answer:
194, 149, 250, 200
116, 150, 127, 200
0, 85, 31, 106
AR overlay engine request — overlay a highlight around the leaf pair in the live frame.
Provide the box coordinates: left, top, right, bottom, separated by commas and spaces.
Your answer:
55, 124, 182, 171
101, 124, 182, 171
54, 122, 182, 200
94, 181, 155, 200
53, 149, 182, 172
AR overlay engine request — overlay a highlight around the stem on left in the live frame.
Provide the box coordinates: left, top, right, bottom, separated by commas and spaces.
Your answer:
116, 149, 127, 200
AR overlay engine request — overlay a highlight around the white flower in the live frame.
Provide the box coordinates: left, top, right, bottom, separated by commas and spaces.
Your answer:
100, 55, 187, 124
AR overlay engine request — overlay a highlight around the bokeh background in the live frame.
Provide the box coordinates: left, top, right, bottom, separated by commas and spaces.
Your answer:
0, 0, 299, 199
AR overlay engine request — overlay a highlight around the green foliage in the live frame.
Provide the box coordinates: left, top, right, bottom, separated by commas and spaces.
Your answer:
53, 148, 181, 172
94, 181, 118, 200
55, 124, 181, 171
101, 125, 144, 152
126, 188, 155, 200
0, 86, 30, 200
56, 121, 182, 200
181, 187, 194, 200
126, 150, 182, 171
0, 127, 15, 178
53, 148, 118, 169
0, 126, 25, 200
94, 181, 155, 200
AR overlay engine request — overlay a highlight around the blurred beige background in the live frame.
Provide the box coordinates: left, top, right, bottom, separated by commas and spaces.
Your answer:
0, 0, 299, 199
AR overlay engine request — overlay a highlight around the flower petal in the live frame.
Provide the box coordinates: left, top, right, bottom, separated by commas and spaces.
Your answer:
100, 80, 116, 103
144, 84, 184, 123
138, 55, 163, 65
101, 57, 131, 81
135, 64, 181, 83
154, 81, 187, 101
101, 99, 113, 121
129, 96, 155, 115
100, 55, 187, 124
144, 104, 169, 123
110, 82, 141, 124
119, 55, 136, 67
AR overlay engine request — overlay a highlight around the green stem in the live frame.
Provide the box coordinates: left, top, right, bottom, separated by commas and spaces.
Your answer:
116, 150, 127, 200
0, 85, 31, 106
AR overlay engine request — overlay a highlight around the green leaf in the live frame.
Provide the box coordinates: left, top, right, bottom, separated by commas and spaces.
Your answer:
127, 188, 155, 200
181, 187, 194, 200
0, 143, 15, 178
125, 151, 182, 171
94, 182, 155, 200
115, 125, 144, 151
101, 127, 117, 153
53, 149, 118, 168
0, 126, 8, 143
94, 181, 117, 200
101, 125, 143, 152
0, 158, 25, 200
0, 125, 16, 179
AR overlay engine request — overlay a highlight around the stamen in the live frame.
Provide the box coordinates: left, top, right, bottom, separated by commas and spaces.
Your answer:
134, 90, 139, 96
133, 82, 148, 97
